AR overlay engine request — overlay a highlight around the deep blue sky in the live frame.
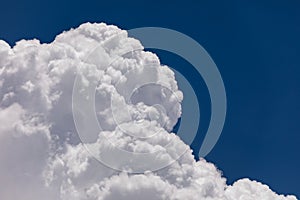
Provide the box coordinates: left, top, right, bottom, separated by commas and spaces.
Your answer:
1, 0, 299, 197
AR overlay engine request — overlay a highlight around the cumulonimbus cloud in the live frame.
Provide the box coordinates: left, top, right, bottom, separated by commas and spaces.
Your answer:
0, 23, 297, 200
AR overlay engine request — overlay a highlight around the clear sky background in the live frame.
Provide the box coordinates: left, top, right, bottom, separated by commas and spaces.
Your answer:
0, 0, 299, 197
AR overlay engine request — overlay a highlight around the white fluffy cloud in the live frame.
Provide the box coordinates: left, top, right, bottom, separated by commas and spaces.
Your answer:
0, 23, 297, 200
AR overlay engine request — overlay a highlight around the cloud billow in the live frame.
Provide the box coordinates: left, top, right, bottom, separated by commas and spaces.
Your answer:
0, 23, 297, 200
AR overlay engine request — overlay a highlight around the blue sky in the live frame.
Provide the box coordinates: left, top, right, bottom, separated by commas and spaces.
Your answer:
0, 0, 299, 197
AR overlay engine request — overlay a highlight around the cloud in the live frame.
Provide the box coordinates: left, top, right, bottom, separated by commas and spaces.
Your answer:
0, 22, 297, 200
